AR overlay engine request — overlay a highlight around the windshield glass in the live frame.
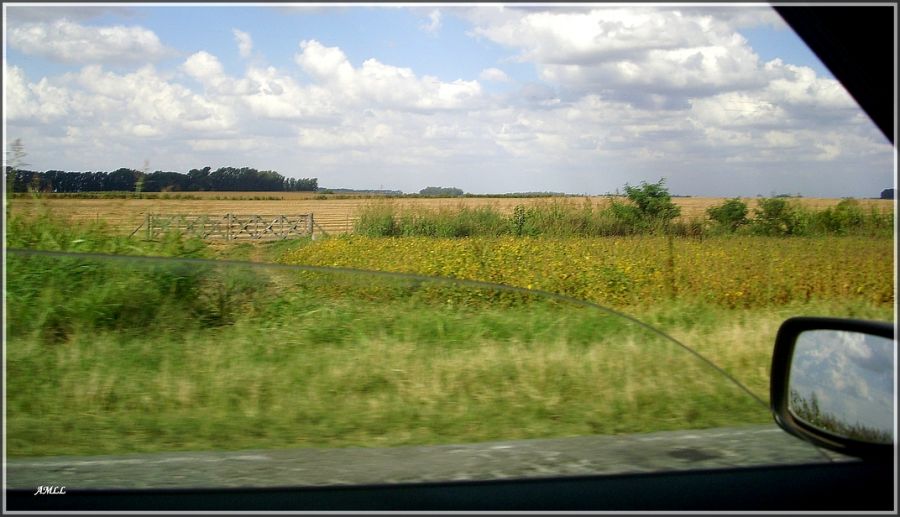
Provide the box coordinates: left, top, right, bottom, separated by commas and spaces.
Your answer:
3, 1, 895, 495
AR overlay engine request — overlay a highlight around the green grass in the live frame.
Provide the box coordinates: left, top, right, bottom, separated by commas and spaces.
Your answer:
7, 275, 779, 457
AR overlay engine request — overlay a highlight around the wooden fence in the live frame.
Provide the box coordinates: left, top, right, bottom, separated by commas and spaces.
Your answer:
135, 213, 316, 241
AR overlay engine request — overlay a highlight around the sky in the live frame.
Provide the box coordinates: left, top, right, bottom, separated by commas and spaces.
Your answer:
791, 330, 894, 438
3, 3, 895, 197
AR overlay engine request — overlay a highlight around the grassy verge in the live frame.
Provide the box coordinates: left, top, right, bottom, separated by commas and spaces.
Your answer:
5, 276, 770, 457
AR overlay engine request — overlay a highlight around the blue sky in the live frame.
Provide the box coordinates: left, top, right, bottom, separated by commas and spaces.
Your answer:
739, 25, 832, 79
3, 3, 893, 196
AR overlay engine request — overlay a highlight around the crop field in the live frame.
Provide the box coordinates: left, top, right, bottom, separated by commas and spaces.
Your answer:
279, 235, 894, 309
8, 194, 893, 236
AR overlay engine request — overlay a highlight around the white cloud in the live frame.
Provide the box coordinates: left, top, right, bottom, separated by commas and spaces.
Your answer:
70, 64, 236, 134
240, 66, 337, 121
763, 130, 797, 148
461, 5, 869, 171
183, 51, 226, 82
763, 60, 854, 110
295, 40, 356, 85
233, 29, 253, 58
298, 122, 394, 150
480, 67, 510, 82
678, 6, 786, 30
470, 7, 771, 102
421, 9, 442, 35
188, 138, 258, 152
295, 40, 483, 111
4, 64, 74, 123
180, 51, 252, 98
8, 19, 173, 64
3, 65, 38, 121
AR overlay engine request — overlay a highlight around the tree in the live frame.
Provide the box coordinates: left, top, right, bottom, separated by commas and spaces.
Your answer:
419, 186, 464, 197
187, 166, 212, 191
707, 198, 749, 232
7, 164, 316, 193
623, 179, 681, 223
105, 168, 138, 191
752, 197, 804, 235
5, 138, 29, 196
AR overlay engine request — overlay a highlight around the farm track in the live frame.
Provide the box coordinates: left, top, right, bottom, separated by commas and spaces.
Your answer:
9, 195, 894, 237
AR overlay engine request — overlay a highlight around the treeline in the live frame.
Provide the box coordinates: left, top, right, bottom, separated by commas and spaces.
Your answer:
419, 186, 464, 197
6, 166, 317, 193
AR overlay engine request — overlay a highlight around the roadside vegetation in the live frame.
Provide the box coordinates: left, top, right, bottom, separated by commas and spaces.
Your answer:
354, 181, 893, 238
5, 182, 894, 457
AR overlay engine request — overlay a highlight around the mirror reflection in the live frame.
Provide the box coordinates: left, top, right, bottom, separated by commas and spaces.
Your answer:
788, 330, 895, 444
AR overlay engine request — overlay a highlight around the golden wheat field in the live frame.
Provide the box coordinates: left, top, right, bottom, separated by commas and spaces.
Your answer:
8, 194, 894, 236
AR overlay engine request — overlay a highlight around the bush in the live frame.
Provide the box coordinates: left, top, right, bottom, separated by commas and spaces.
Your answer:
751, 197, 803, 235
707, 198, 749, 232
808, 198, 866, 235
623, 179, 681, 224
605, 198, 646, 235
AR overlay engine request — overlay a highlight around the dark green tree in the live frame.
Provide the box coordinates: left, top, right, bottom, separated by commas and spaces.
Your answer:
419, 186, 464, 197
623, 179, 681, 223
752, 197, 803, 235
707, 197, 749, 232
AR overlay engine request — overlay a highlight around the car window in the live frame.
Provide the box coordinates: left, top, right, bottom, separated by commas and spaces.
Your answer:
6, 247, 834, 489
3, 1, 894, 497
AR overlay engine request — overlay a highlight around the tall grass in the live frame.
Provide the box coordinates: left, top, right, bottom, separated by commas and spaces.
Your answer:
353, 198, 893, 238
8, 253, 785, 457
6, 213, 269, 343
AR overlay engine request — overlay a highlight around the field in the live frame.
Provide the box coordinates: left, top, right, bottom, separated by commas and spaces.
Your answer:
8, 194, 894, 236
4, 197, 896, 458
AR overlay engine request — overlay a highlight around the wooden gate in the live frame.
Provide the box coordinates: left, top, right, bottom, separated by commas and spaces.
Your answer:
139, 213, 315, 240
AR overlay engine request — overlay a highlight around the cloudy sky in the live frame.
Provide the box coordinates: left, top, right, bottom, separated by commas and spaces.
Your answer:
791, 330, 894, 437
3, 3, 894, 196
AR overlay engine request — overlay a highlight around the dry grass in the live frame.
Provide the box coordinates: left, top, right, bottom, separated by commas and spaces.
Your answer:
8, 195, 893, 236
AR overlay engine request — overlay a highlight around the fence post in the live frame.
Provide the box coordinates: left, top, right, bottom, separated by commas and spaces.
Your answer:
226, 213, 232, 241
308, 213, 315, 239
146, 213, 151, 240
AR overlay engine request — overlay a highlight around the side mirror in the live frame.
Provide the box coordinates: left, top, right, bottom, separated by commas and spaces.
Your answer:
771, 317, 895, 459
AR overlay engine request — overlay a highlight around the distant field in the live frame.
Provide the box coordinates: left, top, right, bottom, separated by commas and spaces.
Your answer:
8, 194, 894, 236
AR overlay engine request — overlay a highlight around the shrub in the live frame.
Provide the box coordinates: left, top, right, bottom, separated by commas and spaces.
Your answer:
707, 198, 749, 232
808, 198, 867, 235
623, 179, 681, 224
511, 205, 527, 236
751, 197, 803, 235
